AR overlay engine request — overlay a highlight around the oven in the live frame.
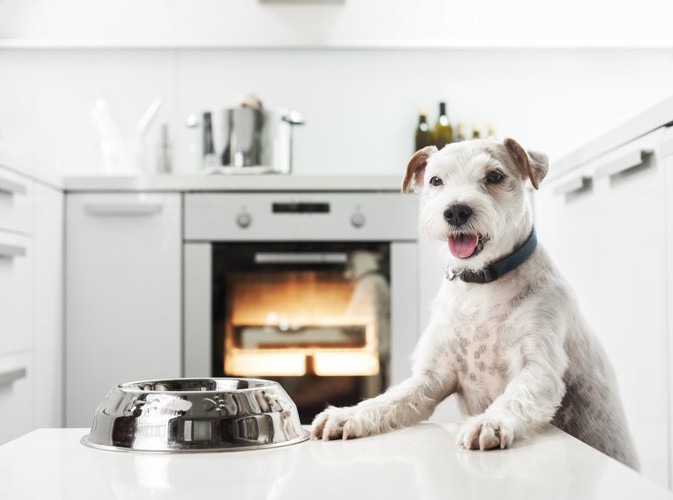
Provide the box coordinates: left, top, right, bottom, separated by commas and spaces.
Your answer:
184, 192, 418, 423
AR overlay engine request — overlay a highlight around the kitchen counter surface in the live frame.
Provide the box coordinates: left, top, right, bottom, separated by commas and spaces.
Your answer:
551, 94, 673, 181
0, 144, 63, 190
2, 424, 671, 499
63, 173, 403, 193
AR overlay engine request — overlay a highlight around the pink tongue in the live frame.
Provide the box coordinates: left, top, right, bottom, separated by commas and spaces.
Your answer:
449, 234, 479, 259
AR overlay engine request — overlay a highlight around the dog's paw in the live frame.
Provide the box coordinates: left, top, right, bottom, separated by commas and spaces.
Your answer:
310, 406, 374, 441
456, 415, 514, 451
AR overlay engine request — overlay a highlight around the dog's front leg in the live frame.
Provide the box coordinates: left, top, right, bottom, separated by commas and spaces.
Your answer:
311, 371, 453, 441
456, 334, 567, 451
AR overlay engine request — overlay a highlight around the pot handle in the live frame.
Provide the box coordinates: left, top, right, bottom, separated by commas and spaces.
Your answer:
282, 110, 305, 126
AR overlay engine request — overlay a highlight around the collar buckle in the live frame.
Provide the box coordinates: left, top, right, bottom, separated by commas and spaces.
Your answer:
445, 265, 463, 281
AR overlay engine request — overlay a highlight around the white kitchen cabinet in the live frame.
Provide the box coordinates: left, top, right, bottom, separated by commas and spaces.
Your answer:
34, 184, 64, 429
0, 351, 34, 444
594, 129, 668, 485
663, 127, 673, 489
0, 164, 36, 446
0, 166, 35, 359
0, 154, 65, 442
0, 231, 34, 357
535, 157, 603, 333
536, 127, 669, 487
65, 193, 182, 427
0, 167, 33, 234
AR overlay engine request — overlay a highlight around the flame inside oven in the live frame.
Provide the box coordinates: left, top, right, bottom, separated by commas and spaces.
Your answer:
224, 271, 381, 377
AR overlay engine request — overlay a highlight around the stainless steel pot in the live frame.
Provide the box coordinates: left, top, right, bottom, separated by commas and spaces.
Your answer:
81, 378, 309, 452
193, 106, 305, 174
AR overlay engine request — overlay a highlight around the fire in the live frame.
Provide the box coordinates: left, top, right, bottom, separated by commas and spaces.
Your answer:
224, 271, 380, 377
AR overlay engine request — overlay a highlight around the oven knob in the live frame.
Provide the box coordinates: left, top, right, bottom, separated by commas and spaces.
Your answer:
350, 212, 366, 228
236, 212, 252, 229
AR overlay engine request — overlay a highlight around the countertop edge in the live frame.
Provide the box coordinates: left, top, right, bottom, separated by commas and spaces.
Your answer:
0, 146, 64, 191
550, 94, 673, 180
63, 174, 405, 193
2, 424, 671, 499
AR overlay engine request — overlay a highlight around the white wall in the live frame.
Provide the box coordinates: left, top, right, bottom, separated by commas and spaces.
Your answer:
2, 48, 673, 177
2, 0, 673, 177
1, 0, 672, 47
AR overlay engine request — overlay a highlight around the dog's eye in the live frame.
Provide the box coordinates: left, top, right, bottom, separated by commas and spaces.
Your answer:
429, 176, 443, 187
485, 171, 504, 184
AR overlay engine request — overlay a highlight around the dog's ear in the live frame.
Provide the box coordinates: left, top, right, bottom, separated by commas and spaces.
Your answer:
402, 146, 438, 194
503, 138, 549, 190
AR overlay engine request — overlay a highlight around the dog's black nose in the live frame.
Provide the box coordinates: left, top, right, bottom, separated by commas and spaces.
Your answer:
444, 204, 473, 226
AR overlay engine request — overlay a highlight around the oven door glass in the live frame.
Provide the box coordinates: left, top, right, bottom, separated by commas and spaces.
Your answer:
212, 242, 390, 423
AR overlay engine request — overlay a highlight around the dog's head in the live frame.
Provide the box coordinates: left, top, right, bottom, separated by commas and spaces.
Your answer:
401, 138, 548, 272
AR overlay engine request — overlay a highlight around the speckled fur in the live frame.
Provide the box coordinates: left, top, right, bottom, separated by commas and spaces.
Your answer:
311, 139, 639, 470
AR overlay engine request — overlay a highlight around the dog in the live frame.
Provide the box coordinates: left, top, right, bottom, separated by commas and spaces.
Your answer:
311, 138, 639, 470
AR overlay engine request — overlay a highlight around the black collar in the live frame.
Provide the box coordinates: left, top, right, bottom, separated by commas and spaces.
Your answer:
445, 227, 537, 284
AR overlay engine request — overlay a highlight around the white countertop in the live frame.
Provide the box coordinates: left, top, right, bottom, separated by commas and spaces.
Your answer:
551, 94, 673, 181
0, 144, 63, 190
2, 424, 670, 499
63, 174, 403, 193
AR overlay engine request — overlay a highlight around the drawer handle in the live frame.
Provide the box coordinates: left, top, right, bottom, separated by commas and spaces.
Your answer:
0, 176, 27, 196
85, 203, 163, 216
0, 367, 26, 387
553, 176, 591, 196
594, 149, 653, 179
0, 243, 27, 258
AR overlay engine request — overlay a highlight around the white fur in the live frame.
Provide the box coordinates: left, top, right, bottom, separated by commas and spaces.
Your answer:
311, 139, 639, 469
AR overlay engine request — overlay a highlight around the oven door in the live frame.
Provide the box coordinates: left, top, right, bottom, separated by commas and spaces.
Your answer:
184, 241, 417, 423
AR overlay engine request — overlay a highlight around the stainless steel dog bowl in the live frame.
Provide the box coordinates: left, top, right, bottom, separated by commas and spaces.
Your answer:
81, 378, 310, 452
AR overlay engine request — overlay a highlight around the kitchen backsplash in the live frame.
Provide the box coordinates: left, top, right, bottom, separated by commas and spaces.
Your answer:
2, 48, 673, 177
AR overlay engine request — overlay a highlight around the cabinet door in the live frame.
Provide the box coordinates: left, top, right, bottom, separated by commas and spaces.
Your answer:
65, 193, 182, 427
0, 231, 33, 356
0, 166, 33, 234
593, 129, 667, 486
34, 184, 64, 429
539, 128, 669, 487
536, 161, 603, 332
0, 351, 34, 444
664, 127, 673, 489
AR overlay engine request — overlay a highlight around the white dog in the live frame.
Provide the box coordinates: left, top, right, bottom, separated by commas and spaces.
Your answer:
311, 138, 639, 469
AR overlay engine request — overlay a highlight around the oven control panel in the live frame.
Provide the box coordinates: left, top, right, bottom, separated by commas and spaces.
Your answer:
184, 193, 418, 241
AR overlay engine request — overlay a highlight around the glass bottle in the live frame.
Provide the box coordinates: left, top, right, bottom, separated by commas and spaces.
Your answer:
433, 102, 453, 149
414, 108, 434, 151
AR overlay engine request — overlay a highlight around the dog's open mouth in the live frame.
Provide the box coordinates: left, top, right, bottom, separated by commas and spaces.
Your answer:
448, 234, 487, 259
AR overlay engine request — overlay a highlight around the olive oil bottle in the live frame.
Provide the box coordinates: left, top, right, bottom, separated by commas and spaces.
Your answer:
415, 108, 434, 151
433, 102, 453, 149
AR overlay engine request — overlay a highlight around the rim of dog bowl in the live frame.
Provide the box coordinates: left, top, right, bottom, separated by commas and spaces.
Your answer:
117, 377, 279, 395
79, 429, 311, 454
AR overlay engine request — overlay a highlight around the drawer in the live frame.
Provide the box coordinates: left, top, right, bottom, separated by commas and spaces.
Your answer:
0, 166, 34, 234
0, 231, 34, 356
0, 350, 34, 445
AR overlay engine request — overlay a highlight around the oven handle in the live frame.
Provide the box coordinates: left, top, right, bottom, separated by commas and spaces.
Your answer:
254, 253, 348, 264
